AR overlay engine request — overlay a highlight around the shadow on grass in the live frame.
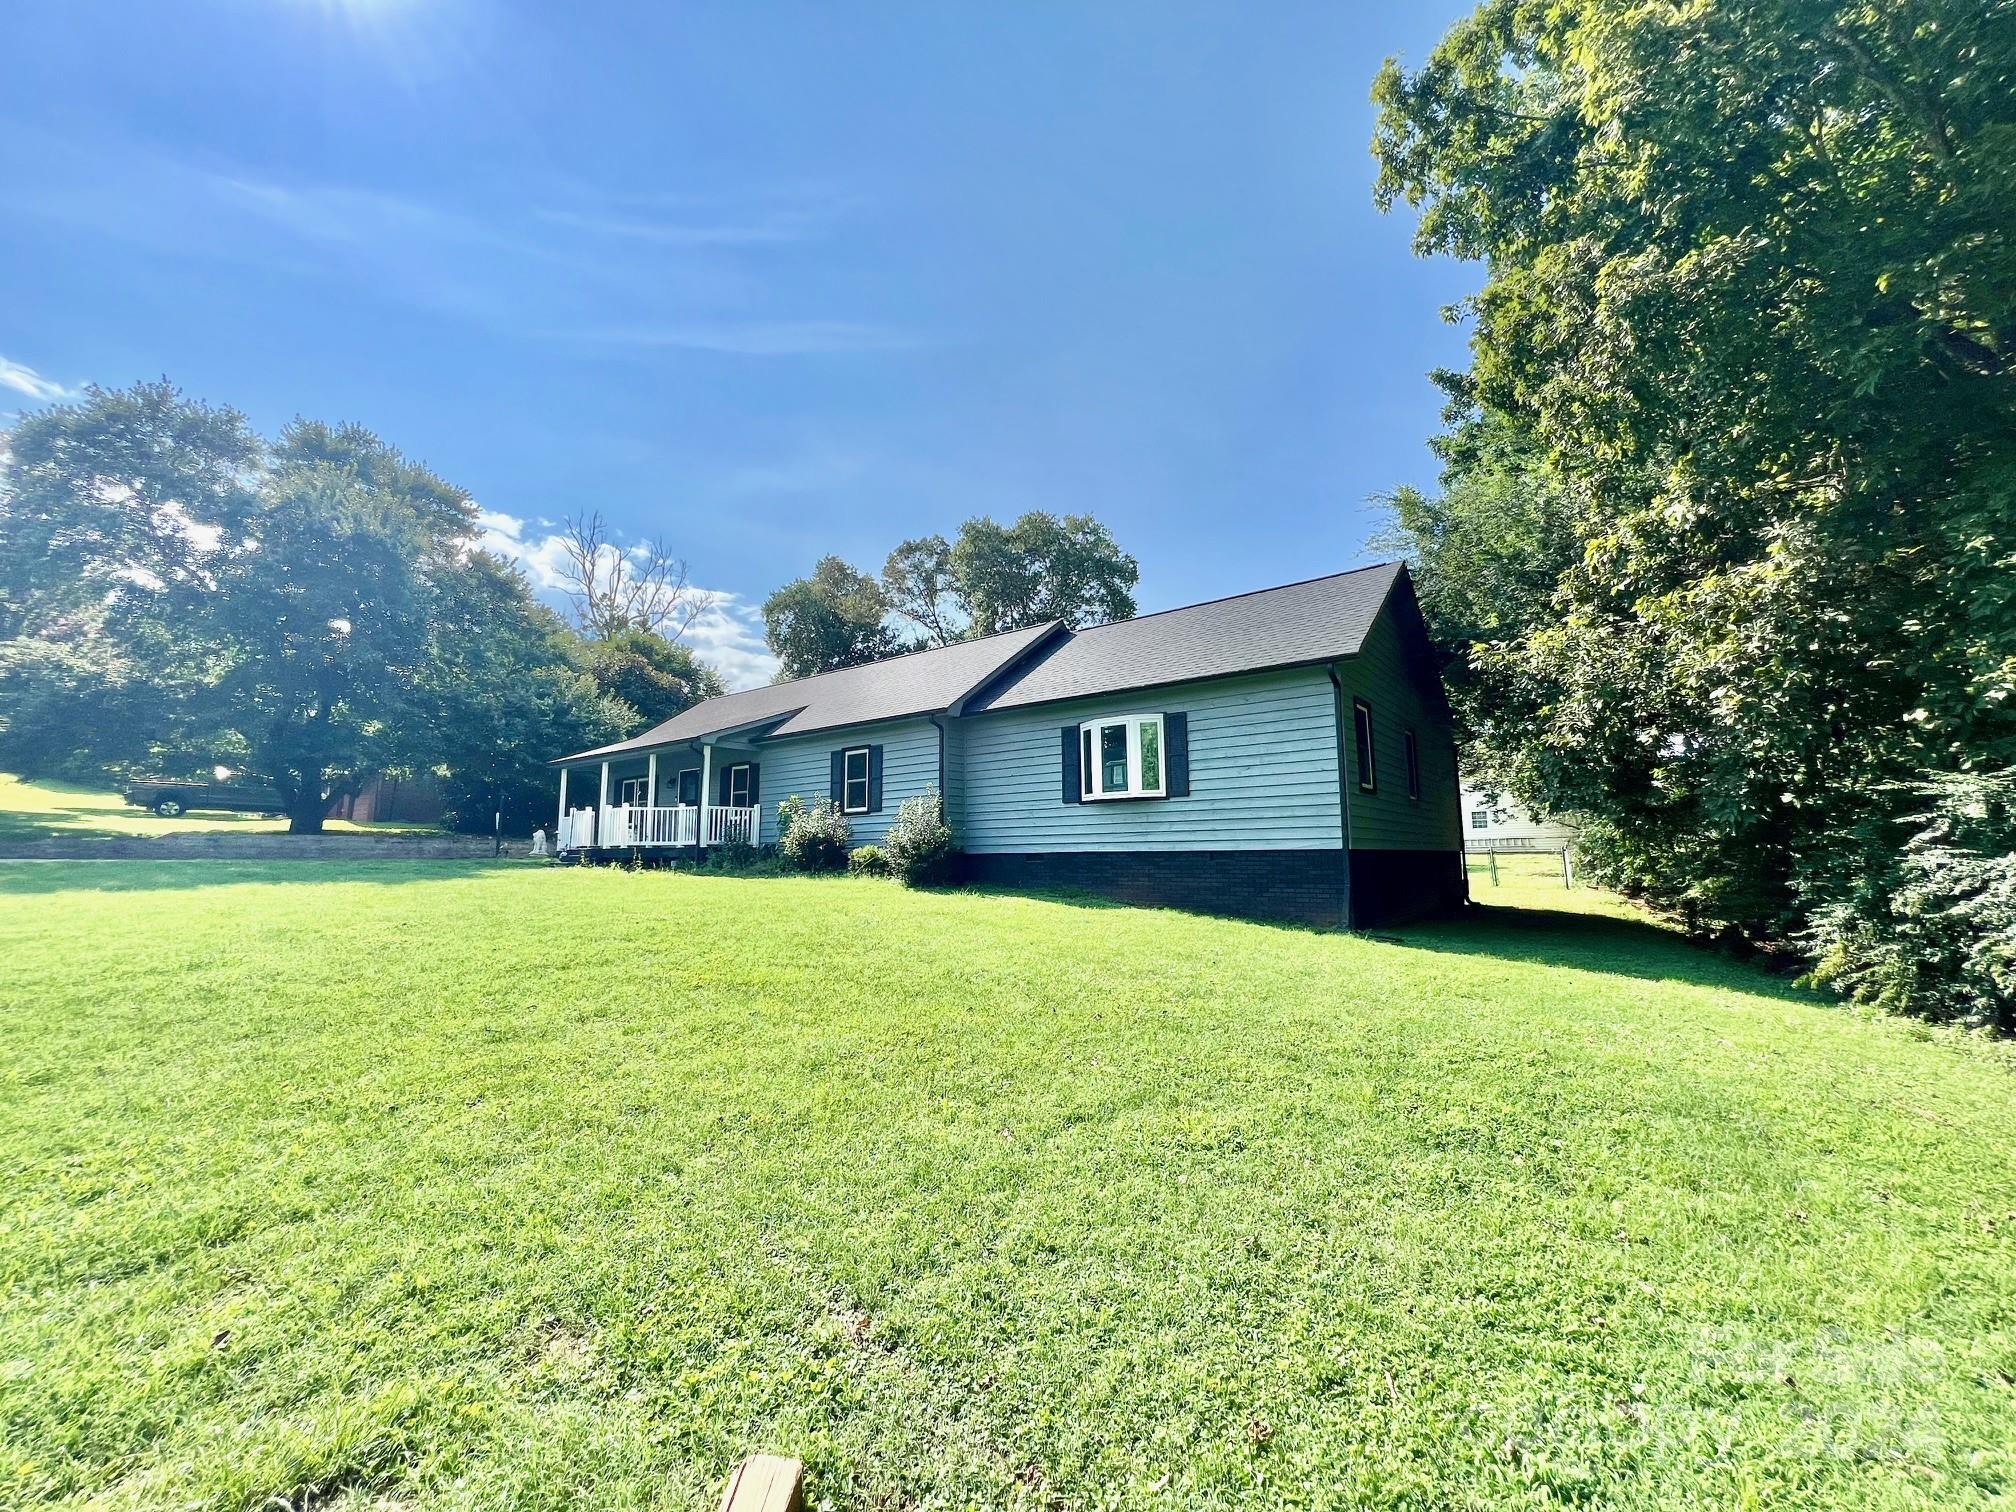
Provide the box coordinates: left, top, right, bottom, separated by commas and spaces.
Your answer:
955, 882, 1817, 1003
1393, 900, 1817, 1002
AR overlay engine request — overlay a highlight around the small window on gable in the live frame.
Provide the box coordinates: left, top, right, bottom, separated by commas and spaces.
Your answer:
1079, 714, 1166, 801
1352, 698, 1377, 793
842, 747, 871, 814
1471, 808, 1490, 830
1403, 729, 1421, 801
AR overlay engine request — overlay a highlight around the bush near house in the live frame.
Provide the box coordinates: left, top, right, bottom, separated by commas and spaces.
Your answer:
776, 793, 850, 873
883, 788, 955, 886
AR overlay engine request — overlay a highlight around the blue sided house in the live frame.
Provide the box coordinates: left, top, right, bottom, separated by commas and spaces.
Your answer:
549, 562, 1466, 928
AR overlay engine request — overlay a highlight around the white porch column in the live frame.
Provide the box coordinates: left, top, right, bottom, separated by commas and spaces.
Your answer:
598, 761, 610, 846
698, 743, 713, 851
646, 751, 658, 808
556, 766, 569, 836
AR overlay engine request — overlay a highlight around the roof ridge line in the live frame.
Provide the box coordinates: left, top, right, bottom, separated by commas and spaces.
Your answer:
1067, 561, 1400, 635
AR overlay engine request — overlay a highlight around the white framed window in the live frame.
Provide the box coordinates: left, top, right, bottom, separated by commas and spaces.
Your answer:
1471, 808, 1490, 830
841, 747, 871, 814
617, 776, 651, 806
1079, 713, 1166, 801
726, 763, 752, 808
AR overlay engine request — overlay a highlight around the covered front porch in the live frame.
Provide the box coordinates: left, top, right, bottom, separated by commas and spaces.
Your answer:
553, 736, 762, 856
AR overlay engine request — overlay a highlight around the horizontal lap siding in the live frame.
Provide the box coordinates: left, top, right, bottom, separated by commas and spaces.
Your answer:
958, 668, 1341, 853
756, 718, 940, 846
1341, 615, 1461, 851
939, 716, 965, 834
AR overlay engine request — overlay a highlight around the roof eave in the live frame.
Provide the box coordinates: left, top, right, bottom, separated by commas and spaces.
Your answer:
549, 709, 799, 766
966, 650, 1363, 717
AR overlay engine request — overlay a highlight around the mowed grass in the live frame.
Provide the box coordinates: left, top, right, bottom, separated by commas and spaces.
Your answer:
1462, 851, 1651, 925
0, 773, 433, 843
3, 864, 2014, 1510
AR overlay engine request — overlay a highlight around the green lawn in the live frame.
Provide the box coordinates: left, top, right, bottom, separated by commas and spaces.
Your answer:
0, 772, 435, 843
3, 864, 2013, 1510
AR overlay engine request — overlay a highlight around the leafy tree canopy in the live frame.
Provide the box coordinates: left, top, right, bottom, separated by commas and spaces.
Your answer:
0, 379, 260, 637
1374, 0, 2016, 1013
584, 627, 727, 727
408, 549, 631, 835
761, 556, 903, 680
0, 382, 722, 833
768, 511, 1139, 677
949, 512, 1138, 639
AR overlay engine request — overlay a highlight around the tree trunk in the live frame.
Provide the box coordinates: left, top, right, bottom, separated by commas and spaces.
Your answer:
286, 773, 327, 835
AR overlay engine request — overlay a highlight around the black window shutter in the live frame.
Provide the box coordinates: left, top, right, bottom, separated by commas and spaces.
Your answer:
1061, 726, 1081, 803
868, 745, 884, 812
830, 750, 844, 803
718, 764, 732, 806
747, 763, 760, 806
1165, 712, 1190, 797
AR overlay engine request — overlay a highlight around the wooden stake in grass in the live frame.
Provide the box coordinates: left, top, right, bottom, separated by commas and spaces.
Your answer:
719, 1454, 804, 1512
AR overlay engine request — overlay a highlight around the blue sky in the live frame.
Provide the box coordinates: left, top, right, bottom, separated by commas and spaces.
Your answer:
1, 0, 1477, 687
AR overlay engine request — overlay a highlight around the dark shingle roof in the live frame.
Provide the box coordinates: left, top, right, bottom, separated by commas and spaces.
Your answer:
553, 563, 1409, 763
962, 563, 1403, 712
554, 619, 1060, 763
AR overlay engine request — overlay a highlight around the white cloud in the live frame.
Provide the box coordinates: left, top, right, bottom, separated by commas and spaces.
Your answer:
0, 355, 75, 403
474, 508, 573, 591
683, 592, 780, 690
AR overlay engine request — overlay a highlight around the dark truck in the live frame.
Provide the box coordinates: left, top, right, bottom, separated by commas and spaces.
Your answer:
121, 776, 285, 819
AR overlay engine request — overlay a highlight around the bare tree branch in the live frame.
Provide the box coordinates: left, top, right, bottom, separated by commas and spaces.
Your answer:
556, 511, 716, 641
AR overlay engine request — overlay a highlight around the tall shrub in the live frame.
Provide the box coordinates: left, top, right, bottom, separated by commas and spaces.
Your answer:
884, 788, 955, 886
777, 793, 850, 873
1806, 772, 2016, 1030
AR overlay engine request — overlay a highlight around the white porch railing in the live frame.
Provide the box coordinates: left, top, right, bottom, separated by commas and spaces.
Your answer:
560, 804, 758, 850
600, 803, 695, 847
704, 805, 758, 846
557, 807, 597, 852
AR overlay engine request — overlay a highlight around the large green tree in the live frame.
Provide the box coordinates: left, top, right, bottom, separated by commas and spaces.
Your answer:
947, 512, 1138, 639
761, 555, 903, 679
584, 627, 727, 726
1374, 0, 2016, 1009
879, 512, 1141, 647
0, 383, 690, 835
191, 424, 474, 832
0, 380, 261, 638
409, 550, 631, 835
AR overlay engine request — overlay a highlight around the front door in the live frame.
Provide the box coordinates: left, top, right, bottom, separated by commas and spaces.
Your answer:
677, 768, 701, 806
617, 777, 650, 807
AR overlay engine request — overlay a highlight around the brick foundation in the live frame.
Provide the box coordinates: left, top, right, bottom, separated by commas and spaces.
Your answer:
956, 847, 1466, 930
957, 849, 1352, 928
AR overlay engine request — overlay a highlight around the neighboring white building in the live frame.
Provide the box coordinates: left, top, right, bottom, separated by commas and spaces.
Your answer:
1460, 789, 1578, 851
